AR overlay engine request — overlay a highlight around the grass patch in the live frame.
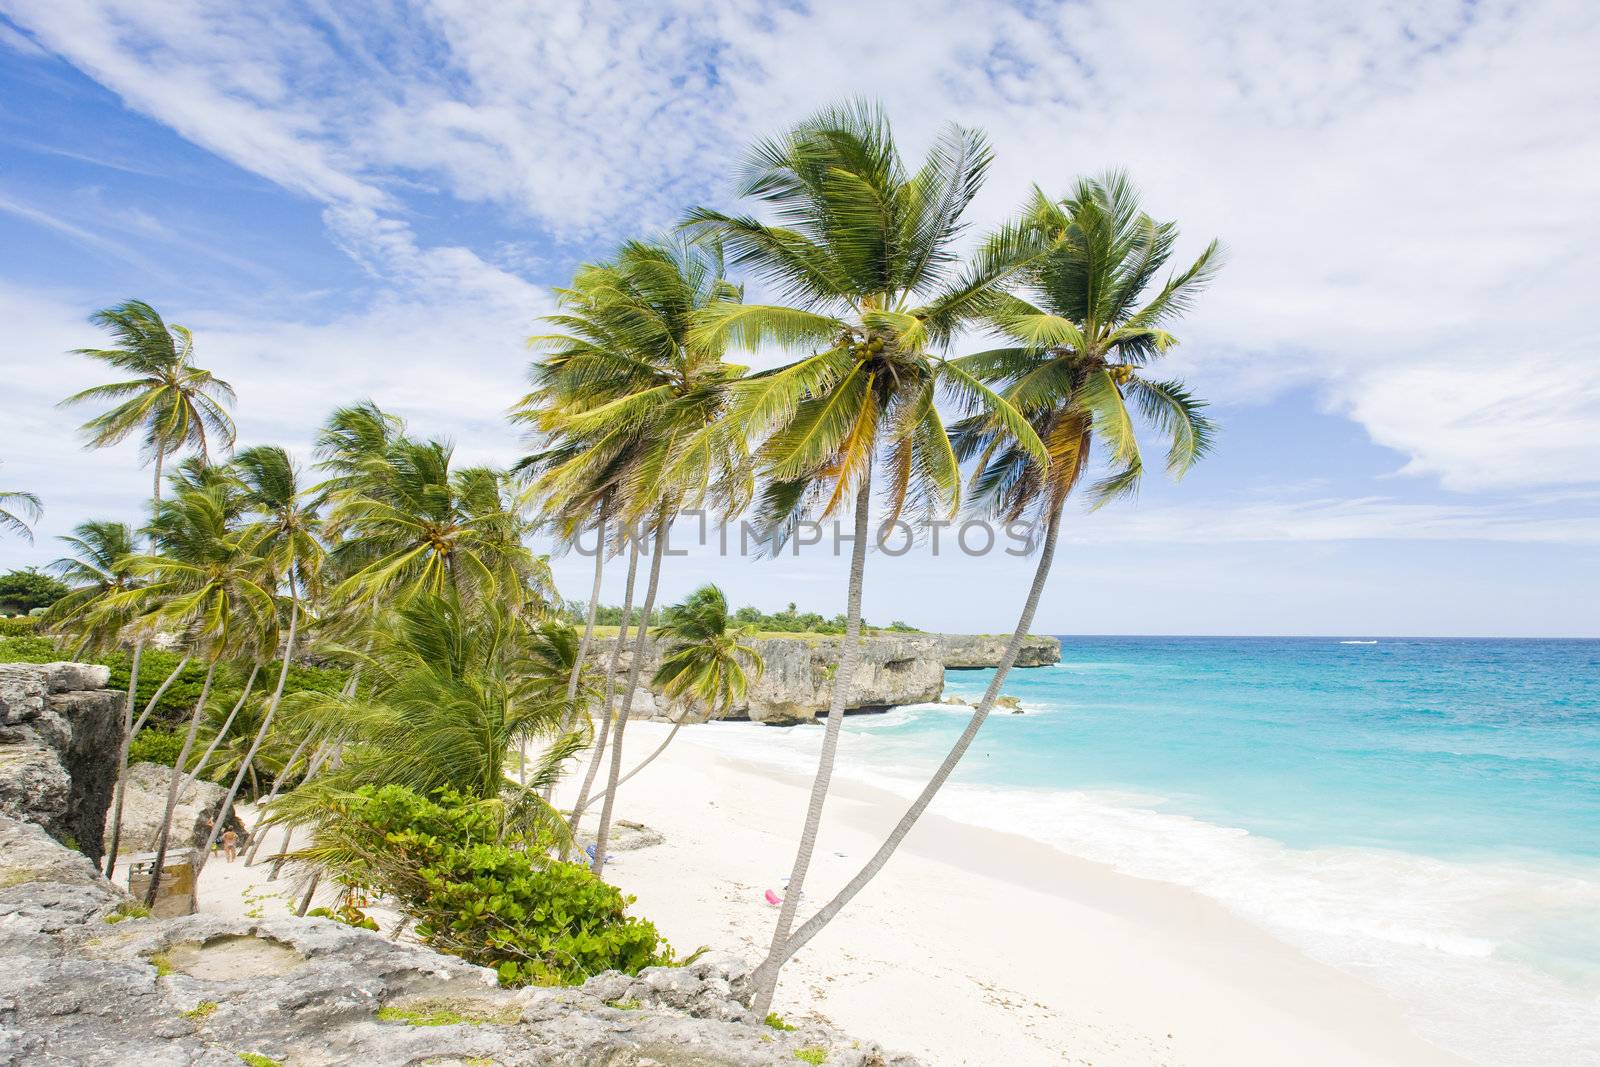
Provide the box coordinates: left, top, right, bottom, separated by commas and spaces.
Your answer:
765, 1012, 796, 1031
376, 999, 519, 1027
236, 1054, 281, 1067
794, 1048, 827, 1065
149, 952, 175, 977
606, 998, 641, 1011
182, 1000, 218, 1021
103, 901, 151, 924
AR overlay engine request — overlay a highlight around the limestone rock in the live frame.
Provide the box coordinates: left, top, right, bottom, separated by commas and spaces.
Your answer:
108, 763, 231, 854
0, 662, 122, 861
590, 632, 1059, 725
0, 807, 921, 1066
938, 633, 1060, 669
996, 695, 1023, 712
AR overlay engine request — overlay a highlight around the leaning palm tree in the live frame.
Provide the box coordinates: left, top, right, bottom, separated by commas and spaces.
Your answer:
537, 239, 752, 877
0, 463, 41, 542
197, 445, 328, 863
60, 299, 235, 875
325, 435, 548, 613
576, 583, 762, 818
114, 484, 278, 904
746, 173, 1222, 1015
684, 101, 1047, 1002
42, 520, 139, 650
267, 593, 581, 850
61, 299, 236, 510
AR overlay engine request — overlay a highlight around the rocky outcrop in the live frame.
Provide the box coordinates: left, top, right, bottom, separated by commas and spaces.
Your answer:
108, 762, 234, 855
0, 808, 917, 1065
594, 631, 1059, 725
0, 662, 122, 864
937, 633, 1060, 669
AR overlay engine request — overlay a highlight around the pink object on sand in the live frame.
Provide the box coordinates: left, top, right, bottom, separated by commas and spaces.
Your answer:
764, 889, 783, 906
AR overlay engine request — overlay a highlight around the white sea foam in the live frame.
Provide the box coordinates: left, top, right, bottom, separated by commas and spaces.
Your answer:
686, 710, 1600, 1067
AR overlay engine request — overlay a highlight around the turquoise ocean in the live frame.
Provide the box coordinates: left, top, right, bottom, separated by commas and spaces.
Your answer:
695, 637, 1600, 1066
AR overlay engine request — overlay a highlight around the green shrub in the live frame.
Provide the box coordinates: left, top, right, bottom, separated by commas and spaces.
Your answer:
766, 1012, 797, 1031
0, 615, 42, 637
0, 635, 60, 661
0, 568, 69, 615
309, 785, 673, 987
129, 728, 184, 767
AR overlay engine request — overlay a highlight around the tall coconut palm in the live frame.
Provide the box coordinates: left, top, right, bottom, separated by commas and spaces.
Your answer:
115, 485, 278, 904
684, 101, 1047, 1003
747, 173, 1221, 1014
60, 299, 235, 875
0, 463, 41, 542
578, 583, 762, 814
535, 239, 751, 877
198, 445, 327, 863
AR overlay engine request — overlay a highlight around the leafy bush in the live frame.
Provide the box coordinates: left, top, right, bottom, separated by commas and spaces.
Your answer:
0, 568, 69, 615
305, 785, 673, 987
0, 635, 60, 661
128, 727, 184, 767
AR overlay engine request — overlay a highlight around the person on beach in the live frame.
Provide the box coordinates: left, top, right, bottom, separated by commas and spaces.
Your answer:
220, 829, 239, 863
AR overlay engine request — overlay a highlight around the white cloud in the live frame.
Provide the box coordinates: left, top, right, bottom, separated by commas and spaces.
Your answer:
3, 0, 1599, 509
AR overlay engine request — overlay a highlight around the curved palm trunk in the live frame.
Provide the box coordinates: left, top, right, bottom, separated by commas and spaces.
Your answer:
564, 530, 641, 858
101, 642, 142, 876
103, 652, 193, 876
243, 730, 313, 866
142, 659, 219, 906
199, 595, 299, 871
268, 736, 342, 880
541, 503, 610, 798
590, 509, 670, 878
749, 474, 872, 1016
750, 506, 1063, 1012
185, 663, 260, 788
576, 721, 680, 815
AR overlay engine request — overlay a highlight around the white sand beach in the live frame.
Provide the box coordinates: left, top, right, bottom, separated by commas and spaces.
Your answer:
197, 721, 1468, 1067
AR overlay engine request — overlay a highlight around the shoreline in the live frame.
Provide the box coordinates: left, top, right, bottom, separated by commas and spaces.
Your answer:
558, 722, 1468, 1066
194, 720, 1469, 1065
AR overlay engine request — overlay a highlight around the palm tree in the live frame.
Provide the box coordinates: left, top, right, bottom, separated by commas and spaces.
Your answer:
325, 434, 548, 613
270, 593, 580, 845
747, 173, 1221, 1014
532, 239, 751, 877
61, 299, 236, 511
577, 583, 762, 816
115, 484, 278, 904
43, 520, 140, 649
684, 101, 1047, 1005
60, 299, 235, 876
0, 463, 41, 542
198, 445, 327, 863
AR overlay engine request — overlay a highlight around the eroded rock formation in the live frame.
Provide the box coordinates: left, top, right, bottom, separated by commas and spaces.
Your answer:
595, 631, 1060, 724
0, 662, 122, 864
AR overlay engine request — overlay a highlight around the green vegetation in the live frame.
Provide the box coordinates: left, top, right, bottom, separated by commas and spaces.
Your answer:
127, 727, 184, 767
794, 1048, 828, 1065
374, 1000, 519, 1026
103, 901, 151, 924
181, 1000, 218, 1021
765, 1012, 797, 1031
236, 1053, 281, 1067
607, 998, 641, 1011
275, 786, 671, 987
0, 567, 69, 615
149, 952, 175, 977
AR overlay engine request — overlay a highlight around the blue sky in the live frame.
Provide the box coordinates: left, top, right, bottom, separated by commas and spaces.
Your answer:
1, 0, 1597, 637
